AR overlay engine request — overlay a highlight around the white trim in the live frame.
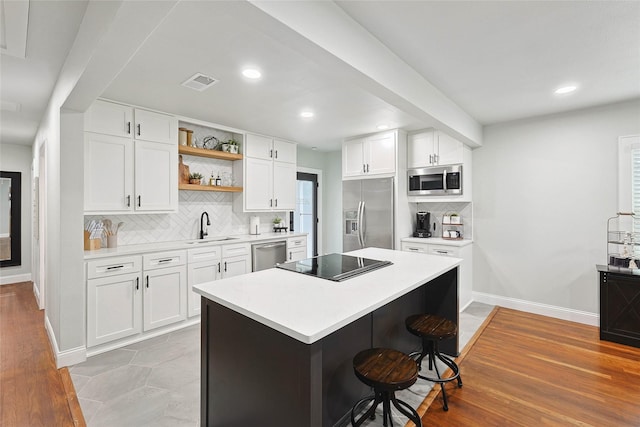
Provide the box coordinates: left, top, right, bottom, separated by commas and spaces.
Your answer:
32, 281, 43, 309
472, 291, 599, 327
459, 298, 473, 313
0, 273, 32, 285
45, 314, 87, 368
296, 166, 323, 256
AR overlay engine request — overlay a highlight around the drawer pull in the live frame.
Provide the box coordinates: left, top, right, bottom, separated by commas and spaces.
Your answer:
408, 248, 419, 251
106, 265, 124, 270
157, 258, 173, 263
435, 250, 449, 254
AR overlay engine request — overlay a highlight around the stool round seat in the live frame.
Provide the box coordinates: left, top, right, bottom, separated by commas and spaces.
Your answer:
353, 348, 418, 391
406, 314, 457, 340
405, 314, 462, 412
350, 348, 422, 427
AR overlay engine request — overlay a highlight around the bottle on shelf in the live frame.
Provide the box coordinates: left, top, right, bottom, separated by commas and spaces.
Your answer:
209, 172, 216, 186
215, 174, 222, 186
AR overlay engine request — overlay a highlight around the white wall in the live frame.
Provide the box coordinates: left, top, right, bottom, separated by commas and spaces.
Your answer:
473, 99, 640, 315
0, 143, 33, 283
324, 150, 342, 254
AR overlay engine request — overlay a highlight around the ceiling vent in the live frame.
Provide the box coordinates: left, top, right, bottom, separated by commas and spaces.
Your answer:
181, 73, 219, 92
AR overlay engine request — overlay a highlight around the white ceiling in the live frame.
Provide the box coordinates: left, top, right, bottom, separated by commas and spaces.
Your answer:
2, 1, 639, 150
0, 0, 87, 146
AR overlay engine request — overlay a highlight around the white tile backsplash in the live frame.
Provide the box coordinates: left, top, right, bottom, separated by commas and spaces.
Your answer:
86, 192, 286, 246
415, 202, 473, 239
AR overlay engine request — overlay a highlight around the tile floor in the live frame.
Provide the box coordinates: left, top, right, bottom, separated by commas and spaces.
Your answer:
71, 302, 494, 426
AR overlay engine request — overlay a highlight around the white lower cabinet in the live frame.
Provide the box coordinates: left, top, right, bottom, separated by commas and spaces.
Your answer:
87, 256, 143, 347
287, 236, 307, 261
221, 243, 250, 278
401, 240, 473, 310
87, 251, 187, 347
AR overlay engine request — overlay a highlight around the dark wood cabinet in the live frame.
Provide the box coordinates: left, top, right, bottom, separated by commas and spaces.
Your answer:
598, 265, 640, 348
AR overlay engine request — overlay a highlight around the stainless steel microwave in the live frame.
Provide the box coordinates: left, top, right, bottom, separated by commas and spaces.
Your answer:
408, 164, 462, 196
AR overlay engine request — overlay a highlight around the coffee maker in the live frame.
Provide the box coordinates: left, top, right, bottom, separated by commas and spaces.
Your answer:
413, 211, 432, 238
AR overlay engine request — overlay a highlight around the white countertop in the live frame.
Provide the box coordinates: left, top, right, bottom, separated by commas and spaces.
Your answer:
401, 237, 473, 247
83, 231, 307, 260
194, 247, 461, 344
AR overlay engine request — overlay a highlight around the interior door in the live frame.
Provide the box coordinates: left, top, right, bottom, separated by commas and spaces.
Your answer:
295, 172, 318, 257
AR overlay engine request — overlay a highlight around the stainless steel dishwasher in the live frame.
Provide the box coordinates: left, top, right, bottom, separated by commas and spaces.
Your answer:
251, 241, 287, 272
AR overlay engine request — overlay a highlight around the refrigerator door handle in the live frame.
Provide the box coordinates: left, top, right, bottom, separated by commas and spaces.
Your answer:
359, 201, 366, 248
356, 201, 363, 247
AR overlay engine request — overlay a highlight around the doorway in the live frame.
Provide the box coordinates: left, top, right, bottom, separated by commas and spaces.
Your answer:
295, 170, 320, 257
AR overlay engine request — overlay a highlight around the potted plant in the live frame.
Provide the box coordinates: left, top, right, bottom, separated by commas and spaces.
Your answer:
450, 213, 461, 224
272, 216, 283, 228
189, 172, 203, 185
222, 139, 239, 154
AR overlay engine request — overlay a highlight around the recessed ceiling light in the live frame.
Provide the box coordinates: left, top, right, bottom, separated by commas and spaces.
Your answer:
376, 124, 390, 130
242, 68, 262, 79
554, 85, 577, 95
300, 111, 314, 118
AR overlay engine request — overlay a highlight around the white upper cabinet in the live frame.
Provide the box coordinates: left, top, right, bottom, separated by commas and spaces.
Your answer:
408, 128, 464, 168
343, 131, 396, 179
84, 99, 178, 214
84, 133, 134, 212
134, 140, 178, 211
235, 133, 296, 212
134, 108, 176, 144
85, 100, 133, 138
85, 100, 176, 144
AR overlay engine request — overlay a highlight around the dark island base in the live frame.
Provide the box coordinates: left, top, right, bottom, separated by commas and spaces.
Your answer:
201, 267, 458, 427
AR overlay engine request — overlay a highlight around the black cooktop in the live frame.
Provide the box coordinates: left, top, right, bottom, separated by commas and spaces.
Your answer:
276, 253, 392, 282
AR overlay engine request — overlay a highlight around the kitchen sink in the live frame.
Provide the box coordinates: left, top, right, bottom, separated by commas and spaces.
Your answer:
186, 237, 238, 244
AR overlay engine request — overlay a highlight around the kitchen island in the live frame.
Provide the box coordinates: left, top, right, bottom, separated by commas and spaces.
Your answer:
194, 247, 460, 427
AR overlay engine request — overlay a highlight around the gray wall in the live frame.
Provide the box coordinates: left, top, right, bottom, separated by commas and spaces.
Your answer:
473, 99, 640, 314
0, 143, 33, 282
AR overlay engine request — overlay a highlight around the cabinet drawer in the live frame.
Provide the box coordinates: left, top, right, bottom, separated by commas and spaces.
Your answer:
223, 243, 249, 258
428, 245, 460, 257
188, 246, 222, 263
401, 242, 429, 253
87, 255, 142, 279
143, 250, 187, 270
287, 237, 306, 249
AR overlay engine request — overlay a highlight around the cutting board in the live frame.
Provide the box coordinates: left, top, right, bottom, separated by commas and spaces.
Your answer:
179, 155, 190, 184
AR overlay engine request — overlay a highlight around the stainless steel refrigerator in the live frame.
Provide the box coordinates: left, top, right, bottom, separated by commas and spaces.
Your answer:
343, 177, 394, 251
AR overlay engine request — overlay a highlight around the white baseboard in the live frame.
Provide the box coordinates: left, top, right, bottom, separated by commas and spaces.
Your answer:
45, 315, 87, 368
0, 273, 32, 285
32, 282, 42, 309
472, 291, 599, 327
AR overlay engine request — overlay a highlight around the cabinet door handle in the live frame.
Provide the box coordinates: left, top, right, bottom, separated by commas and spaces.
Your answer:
127, 122, 131, 135
136, 277, 139, 290
127, 195, 131, 207
275, 150, 278, 159
106, 265, 124, 270
137, 124, 141, 136
270, 199, 273, 207
429, 154, 433, 164
363, 164, 366, 173
275, 199, 278, 207
434, 154, 438, 164
270, 149, 273, 158
137, 195, 141, 207
146, 275, 149, 288
218, 262, 221, 273
366, 164, 369, 173
224, 261, 227, 272
289, 251, 292, 260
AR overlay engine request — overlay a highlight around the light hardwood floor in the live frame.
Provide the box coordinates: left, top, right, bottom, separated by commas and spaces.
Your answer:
3, 281, 639, 427
0, 281, 84, 426
418, 307, 640, 426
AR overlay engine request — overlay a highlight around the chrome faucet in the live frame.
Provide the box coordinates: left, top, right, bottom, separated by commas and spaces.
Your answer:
200, 211, 210, 240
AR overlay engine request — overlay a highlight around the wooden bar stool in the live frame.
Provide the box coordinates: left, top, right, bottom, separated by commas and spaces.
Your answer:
405, 314, 462, 411
350, 347, 423, 427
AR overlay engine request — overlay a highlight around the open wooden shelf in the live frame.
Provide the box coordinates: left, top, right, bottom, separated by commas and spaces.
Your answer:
179, 183, 242, 193
178, 145, 242, 161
